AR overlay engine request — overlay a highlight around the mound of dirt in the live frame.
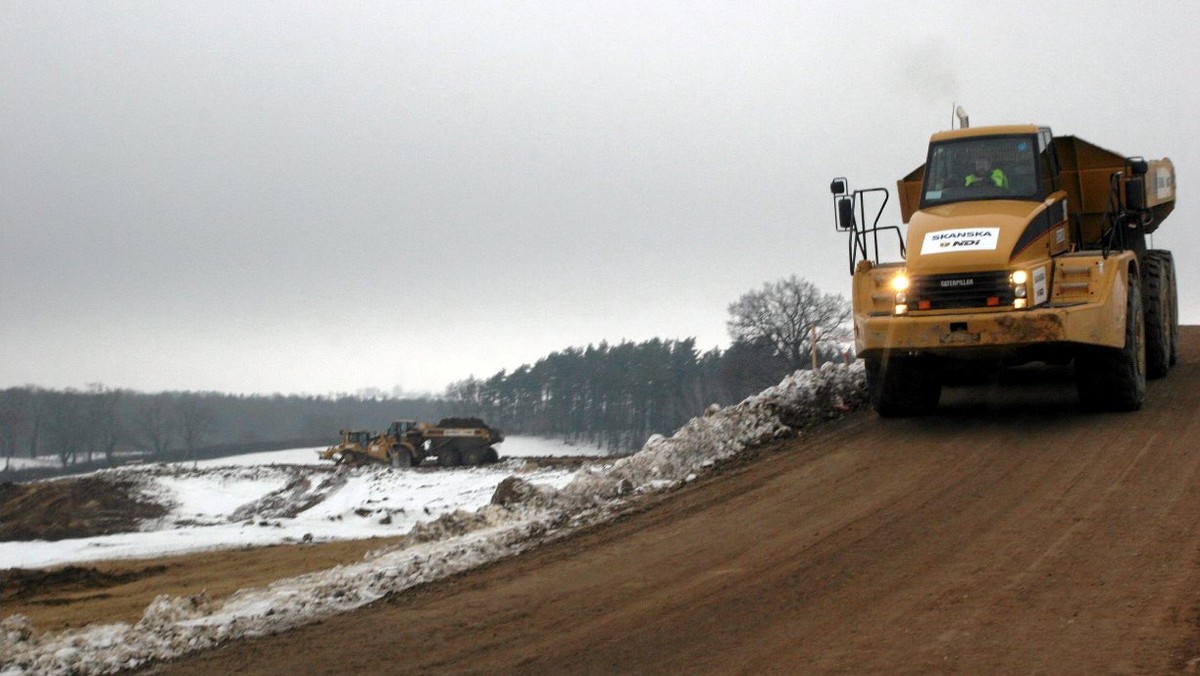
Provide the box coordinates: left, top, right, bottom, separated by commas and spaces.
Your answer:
436, 417, 491, 429
0, 564, 167, 603
0, 476, 168, 543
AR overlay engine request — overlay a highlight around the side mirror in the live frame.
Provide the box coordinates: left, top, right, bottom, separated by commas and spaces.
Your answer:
1125, 177, 1146, 210
836, 196, 856, 232
830, 178, 848, 195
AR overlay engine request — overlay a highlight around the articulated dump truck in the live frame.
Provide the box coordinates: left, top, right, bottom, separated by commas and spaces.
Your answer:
320, 418, 503, 468
832, 124, 1177, 415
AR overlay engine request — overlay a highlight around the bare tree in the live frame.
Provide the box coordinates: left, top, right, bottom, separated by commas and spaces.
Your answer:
133, 393, 176, 457
44, 389, 85, 467
84, 383, 123, 465
727, 276, 851, 371
26, 387, 46, 458
0, 388, 28, 470
176, 395, 214, 466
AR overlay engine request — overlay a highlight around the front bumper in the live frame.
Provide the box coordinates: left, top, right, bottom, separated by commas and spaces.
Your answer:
855, 299, 1125, 358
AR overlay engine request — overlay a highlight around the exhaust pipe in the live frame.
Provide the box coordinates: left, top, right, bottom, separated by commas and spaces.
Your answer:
955, 105, 969, 129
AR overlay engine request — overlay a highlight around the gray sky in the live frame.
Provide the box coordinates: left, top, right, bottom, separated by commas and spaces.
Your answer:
3, 1, 1198, 396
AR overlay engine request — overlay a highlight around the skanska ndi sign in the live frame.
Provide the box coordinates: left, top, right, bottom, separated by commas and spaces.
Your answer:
921, 228, 1000, 255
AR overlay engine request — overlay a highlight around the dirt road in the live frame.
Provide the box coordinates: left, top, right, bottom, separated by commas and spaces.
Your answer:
131, 330, 1200, 672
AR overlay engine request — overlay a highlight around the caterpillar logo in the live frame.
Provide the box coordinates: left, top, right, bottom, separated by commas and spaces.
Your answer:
922, 227, 1001, 255
940, 278, 975, 288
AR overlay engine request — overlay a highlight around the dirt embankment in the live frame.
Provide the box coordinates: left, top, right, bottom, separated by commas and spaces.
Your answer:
4, 330, 1199, 674
0, 476, 166, 542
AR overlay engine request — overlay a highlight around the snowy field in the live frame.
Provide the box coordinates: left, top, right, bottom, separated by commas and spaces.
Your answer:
1, 366, 865, 675
0, 435, 610, 570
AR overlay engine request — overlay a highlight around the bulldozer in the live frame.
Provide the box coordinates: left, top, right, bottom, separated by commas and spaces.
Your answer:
319, 418, 504, 468
832, 117, 1177, 415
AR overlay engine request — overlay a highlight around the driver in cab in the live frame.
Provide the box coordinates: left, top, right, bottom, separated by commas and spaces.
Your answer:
965, 156, 1009, 189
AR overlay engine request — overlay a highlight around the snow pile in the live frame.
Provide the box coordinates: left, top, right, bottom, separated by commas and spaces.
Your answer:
0, 364, 865, 675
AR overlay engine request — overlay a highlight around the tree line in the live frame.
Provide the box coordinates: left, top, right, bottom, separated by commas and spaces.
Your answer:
0, 385, 449, 473
2, 276, 851, 471
443, 277, 851, 452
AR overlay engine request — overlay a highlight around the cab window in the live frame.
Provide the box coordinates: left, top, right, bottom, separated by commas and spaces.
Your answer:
921, 135, 1042, 207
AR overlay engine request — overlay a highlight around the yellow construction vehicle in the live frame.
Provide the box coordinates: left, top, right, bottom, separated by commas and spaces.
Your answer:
319, 419, 503, 467
831, 119, 1177, 415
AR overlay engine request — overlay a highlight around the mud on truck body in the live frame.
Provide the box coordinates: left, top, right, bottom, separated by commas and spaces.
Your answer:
832, 123, 1178, 415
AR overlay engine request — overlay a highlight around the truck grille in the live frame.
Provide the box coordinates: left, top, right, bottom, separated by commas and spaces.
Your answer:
910, 271, 1013, 310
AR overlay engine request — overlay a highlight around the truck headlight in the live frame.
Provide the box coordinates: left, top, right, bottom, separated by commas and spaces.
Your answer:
890, 274, 910, 292
1010, 270, 1028, 285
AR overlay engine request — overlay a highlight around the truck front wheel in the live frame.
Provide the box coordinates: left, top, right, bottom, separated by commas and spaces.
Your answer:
1076, 276, 1146, 411
865, 355, 941, 417
389, 447, 413, 468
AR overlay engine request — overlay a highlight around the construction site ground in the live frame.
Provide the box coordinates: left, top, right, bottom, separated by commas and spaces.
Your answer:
5, 328, 1199, 674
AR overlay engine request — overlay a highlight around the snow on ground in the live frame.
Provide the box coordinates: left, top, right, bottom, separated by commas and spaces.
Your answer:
1, 364, 866, 675
0, 435, 609, 569
1, 456, 59, 471
500, 435, 625, 457
1, 460, 576, 570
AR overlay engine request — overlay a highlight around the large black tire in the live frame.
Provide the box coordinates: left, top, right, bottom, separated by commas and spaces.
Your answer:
1162, 252, 1180, 366
389, 446, 413, 468
437, 448, 462, 468
1141, 251, 1172, 379
1076, 275, 1146, 411
865, 355, 941, 417
462, 446, 487, 466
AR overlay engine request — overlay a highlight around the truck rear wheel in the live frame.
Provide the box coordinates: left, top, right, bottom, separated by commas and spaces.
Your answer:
1076, 276, 1146, 411
865, 355, 941, 417
437, 448, 462, 468
1141, 251, 1173, 379
1163, 252, 1180, 366
463, 446, 487, 466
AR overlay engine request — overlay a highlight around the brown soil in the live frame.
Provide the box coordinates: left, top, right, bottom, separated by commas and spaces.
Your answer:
2, 538, 406, 632
0, 475, 166, 542
8, 329, 1200, 675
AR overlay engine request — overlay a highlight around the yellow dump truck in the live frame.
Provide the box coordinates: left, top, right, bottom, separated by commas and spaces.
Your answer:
832, 122, 1177, 415
319, 418, 503, 467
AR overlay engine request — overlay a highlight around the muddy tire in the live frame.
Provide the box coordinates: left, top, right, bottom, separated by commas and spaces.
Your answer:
865, 355, 941, 417
1076, 276, 1146, 411
1163, 252, 1180, 366
437, 448, 462, 468
1141, 251, 1172, 379
389, 447, 413, 468
463, 446, 487, 466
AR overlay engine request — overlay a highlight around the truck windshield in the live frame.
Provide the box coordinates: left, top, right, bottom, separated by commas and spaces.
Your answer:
921, 135, 1041, 208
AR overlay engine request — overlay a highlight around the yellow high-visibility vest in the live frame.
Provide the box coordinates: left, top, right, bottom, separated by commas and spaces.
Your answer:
965, 168, 1009, 188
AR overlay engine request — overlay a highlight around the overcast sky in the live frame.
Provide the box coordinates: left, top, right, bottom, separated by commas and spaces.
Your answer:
3, 1, 1198, 396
